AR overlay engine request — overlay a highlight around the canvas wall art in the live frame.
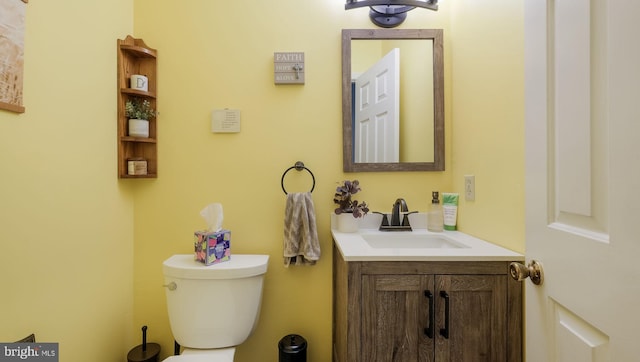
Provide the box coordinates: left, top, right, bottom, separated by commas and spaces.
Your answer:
0, 0, 27, 113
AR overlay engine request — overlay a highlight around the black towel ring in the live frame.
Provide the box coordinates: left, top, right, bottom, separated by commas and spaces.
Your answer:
281, 161, 315, 195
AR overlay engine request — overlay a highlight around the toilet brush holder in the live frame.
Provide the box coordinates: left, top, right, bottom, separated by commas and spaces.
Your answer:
127, 325, 161, 362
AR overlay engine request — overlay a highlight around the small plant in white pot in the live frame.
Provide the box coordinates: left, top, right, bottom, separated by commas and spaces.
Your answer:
125, 97, 155, 138
333, 180, 369, 232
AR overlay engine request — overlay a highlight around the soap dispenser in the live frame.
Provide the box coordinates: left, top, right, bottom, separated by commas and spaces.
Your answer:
427, 191, 444, 232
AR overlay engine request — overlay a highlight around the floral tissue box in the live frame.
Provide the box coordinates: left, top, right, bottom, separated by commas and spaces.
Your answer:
194, 230, 231, 266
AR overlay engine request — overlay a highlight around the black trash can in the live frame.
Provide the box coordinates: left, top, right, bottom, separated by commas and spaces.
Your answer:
278, 334, 307, 362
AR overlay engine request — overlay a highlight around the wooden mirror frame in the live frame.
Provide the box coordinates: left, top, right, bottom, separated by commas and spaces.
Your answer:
342, 29, 444, 172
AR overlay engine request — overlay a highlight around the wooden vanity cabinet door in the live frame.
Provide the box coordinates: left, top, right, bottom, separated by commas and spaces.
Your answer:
332, 247, 522, 362
435, 274, 508, 362
361, 274, 435, 362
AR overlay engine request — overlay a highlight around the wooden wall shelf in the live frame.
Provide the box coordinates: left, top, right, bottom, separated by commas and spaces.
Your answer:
120, 88, 156, 98
120, 44, 157, 58
120, 137, 157, 143
117, 35, 158, 179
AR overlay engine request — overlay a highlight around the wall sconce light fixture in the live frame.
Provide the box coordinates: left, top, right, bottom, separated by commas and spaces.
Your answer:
345, 0, 439, 28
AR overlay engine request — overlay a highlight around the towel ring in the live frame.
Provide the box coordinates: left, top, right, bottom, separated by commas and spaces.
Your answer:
281, 161, 315, 195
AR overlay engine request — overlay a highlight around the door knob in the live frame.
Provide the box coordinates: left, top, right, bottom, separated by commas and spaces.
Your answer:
509, 260, 544, 285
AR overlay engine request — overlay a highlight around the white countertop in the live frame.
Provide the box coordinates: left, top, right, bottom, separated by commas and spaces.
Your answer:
331, 213, 523, 262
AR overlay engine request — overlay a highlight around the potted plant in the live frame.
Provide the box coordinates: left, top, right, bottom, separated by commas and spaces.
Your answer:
333, 180, 369, 232
125, 97, 155, 138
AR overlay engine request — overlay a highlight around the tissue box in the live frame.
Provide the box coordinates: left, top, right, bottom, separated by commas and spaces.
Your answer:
194, 230, 231, 266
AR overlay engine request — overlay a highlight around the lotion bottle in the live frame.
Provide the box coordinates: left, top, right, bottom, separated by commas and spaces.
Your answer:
427, 191, 444, 232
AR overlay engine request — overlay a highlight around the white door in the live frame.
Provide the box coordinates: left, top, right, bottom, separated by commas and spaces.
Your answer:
524, 1, 640, 361
354, 48, 400, 163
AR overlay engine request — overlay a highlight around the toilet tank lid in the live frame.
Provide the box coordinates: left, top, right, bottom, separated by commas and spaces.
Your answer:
163, 254, 269, 280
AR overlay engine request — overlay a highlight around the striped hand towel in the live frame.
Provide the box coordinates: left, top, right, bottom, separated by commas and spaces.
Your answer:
283, 192, 320, 266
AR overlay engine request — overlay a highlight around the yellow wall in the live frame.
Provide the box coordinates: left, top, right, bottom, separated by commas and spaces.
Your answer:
0, 0, 136, 360
0, 0, 524, 361
393, 39, 434, 162
449, 0, 525, 251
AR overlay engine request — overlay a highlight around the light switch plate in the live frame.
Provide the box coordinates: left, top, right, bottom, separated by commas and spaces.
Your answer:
464, 175, 475, 201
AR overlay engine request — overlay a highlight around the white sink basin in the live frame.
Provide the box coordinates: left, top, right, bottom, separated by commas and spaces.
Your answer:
361, 233, 469, 249
331, 212, 524, 261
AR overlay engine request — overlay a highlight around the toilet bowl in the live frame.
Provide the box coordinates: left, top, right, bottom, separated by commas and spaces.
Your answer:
162, 254, 269, 361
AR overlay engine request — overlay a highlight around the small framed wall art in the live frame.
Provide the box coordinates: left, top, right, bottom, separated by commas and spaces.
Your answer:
0, 0, 28, 113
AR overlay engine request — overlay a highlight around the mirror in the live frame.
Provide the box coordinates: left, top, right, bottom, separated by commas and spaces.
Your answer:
342, 29, 444, 172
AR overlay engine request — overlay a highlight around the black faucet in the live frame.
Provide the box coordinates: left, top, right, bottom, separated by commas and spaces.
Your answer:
377, 198, 415, 231
390, 198, 408, 226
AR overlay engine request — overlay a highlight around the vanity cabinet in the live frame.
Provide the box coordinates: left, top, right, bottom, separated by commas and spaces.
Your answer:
116, 35, 157, 178
333, 247, 522, 362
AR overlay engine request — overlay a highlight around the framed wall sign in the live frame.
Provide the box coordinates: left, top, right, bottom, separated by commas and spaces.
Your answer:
0, 0, 28, 113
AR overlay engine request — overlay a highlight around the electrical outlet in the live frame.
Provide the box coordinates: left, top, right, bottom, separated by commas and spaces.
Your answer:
464, 175, 475, 201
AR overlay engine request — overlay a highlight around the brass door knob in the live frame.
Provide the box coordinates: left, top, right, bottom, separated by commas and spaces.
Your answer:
509, 260, 544, 285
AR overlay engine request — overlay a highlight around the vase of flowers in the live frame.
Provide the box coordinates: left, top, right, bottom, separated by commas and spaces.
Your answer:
333, 180, 369, 232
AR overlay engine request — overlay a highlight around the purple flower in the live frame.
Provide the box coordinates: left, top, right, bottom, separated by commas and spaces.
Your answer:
333, 180, 369, 218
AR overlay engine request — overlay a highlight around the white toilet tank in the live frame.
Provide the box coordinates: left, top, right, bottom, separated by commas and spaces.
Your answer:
163, 254, 269, 349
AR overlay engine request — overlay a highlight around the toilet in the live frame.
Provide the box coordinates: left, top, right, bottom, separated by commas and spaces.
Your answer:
162, 254, 269, 362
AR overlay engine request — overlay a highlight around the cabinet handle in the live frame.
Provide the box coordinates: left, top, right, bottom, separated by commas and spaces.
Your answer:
424, 290, 434, 338
440, 290, 450, 339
